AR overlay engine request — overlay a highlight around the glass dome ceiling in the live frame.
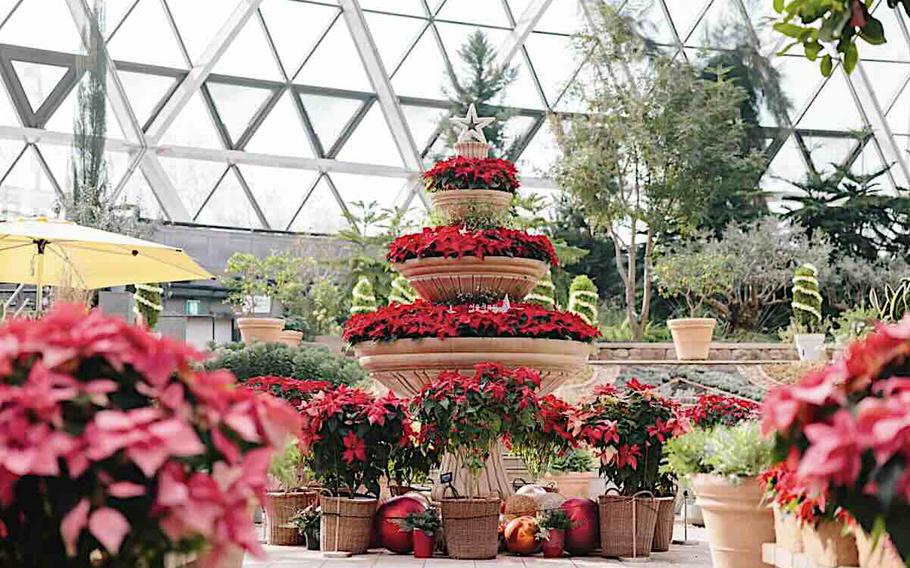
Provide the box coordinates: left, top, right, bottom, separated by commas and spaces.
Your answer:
0, 0, 907, 233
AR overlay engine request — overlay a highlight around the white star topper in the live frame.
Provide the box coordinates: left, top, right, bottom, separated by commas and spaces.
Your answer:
451, 103, 495, 144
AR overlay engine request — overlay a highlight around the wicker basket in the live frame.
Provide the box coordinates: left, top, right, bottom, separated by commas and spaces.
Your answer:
652, 496, 675, 552
264, 491, 318, 546
598, 494, 659, 558
440, 497, 501, 559
319, 496, 377, 554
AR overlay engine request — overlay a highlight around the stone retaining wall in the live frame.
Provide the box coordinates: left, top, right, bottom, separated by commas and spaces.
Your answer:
593, 342, 798, 362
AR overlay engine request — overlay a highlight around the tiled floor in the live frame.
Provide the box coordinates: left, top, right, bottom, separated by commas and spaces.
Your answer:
243, 525, 713, 568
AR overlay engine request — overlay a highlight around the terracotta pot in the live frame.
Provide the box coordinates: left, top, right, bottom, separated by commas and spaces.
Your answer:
794, 333, 826, 362
667, 318, 716, 360
652, 496, 675, 552
855, 529, 904, 568
278, 329, 302, 347
541, 528, 565, 558
354, 336, 593, 396
431, 189, 512, 222
598, 494, 659, 559
412, 529, 434, 558
543, 471, 597, 500
802, 520, 858, 568
393, 256, 548, 303
773, 504, 803, 553
692, 474, 774, 568
236, 316, 284, 344
319, 496, 377, 555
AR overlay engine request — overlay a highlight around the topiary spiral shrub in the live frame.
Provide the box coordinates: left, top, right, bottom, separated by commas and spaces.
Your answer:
389, 274, 417, 305
524, 272, 556, 309
791, 263, 822, 333
568, 275, 598, 326
350, 276, 378, 315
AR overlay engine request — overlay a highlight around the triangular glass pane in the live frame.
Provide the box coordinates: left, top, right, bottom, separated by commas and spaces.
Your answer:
206, 82, 272, 146
742, 0, 782, 51
500, 57, 546, 110
624, 0, 677, 46
862, 3, 909, 62
211, 14, 282, 81
0, 0, 21, 24
797, 71, 863, 131
164, 0, 237, 64
437, 0, 509, 27
776, 55, 827, 121
523, 0, 585, 35
330, 172, 402, 212
158, 156, 228, 216
501, 114, 536, 156
803, 136, 859, 177
0, 78, 20, 125
862, 63, 910, 111
0, 0, 82, 54
239, 165, 317, 230
664, 0, 712, 40
159, 92, 223, 149
554, 58, 598, 113
686, 0, 750, 49
400, 193, 430, 227
118, 70, 177, 128
108, 0, 186, 68
0, 145, 59, 217
515, 120, 558, 176
402, 104, 445, 154
887, 81, 910, 135
523, 32, 577, 106
117, 169, 164, 220
195, 168, 261, 229
335, 104, 405, 166
0, 139, 26, 184
359, 0, 425, 16
289, 175, 346, 234
364, 13, 426, 73
299, 94, 363, 153
43, 79, 128, 139
260, 0, 340, 79
852, 142, 896, 188
103, 0, 139, 39
246, 90, 314, 157
38, 144, 131, 201
10, 61, 69, 113
391, 27, 447, 98
762, 135, 807, 195
297, 18, 372, 91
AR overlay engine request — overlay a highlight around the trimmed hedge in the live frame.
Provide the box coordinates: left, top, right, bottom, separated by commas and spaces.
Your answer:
205, 342, 366, 386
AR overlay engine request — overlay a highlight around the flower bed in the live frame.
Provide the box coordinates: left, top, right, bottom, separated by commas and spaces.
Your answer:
388, 226, 559, 266
423, 156, 519, 193
343, 300, 600, 344
683, 393, 759, 428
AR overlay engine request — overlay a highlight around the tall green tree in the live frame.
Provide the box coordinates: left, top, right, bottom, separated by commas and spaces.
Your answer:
552, 6, 765, 339
62, 0, 145, 238
440, 30, 517, 157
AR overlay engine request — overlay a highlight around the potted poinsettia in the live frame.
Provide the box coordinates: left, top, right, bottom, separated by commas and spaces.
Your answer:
512, 394, 578, 484
411, 362, 542, 560
298, 386, 411, 555
423, 155, 520, 223
762, 319, 910, 565
570, 380, 683, 559
0, 303, 299, 568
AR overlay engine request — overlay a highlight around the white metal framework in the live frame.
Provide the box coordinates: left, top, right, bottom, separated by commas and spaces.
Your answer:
0, 0, 907, 234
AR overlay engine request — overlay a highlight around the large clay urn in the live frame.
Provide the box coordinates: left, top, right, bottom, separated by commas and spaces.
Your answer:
393, 256, 547, 304
693, 474, 774, 568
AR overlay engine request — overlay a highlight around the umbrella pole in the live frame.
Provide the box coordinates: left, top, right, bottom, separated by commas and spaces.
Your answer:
35, 240, 46, 314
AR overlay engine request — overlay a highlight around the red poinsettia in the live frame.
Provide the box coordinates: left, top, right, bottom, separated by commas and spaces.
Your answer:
243, 376, 331, 407
423, 156, 520, 193
683, 393, 760, 429
511, 393, 579, 480
761, 462, 852, 528
762, 318, 910, 561
342, 300, 600, 344
388, 225, 559, 266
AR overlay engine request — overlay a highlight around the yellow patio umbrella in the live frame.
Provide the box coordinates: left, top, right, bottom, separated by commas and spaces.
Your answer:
0, 217, 212, 309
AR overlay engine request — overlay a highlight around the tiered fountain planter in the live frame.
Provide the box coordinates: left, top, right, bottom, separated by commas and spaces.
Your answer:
393, 256, 548, 303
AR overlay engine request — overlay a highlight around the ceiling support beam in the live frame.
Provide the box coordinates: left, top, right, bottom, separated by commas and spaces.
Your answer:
497, 0, 552, 67
145, 0, 264, 145
850, 62, 910, 188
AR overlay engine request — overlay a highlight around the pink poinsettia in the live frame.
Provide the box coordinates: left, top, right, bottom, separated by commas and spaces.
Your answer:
0, 304, 299, 567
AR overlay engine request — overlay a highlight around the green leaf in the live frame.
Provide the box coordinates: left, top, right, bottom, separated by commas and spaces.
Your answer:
773, 0, 785, 12
773, 22, 806, 38
858, 17, 886, 45
804, 41, 823, 60
820, 54, 833, 76
843, 42, 859, 73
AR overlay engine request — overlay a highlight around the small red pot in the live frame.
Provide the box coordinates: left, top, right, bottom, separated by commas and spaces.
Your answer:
541, 529, 565, 558
413, 529, 434, 559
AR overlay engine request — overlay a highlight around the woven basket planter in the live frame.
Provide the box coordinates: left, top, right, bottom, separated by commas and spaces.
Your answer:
598, 494, 659, 559
440, 497, 501, 559
319, 496, 377, 554
652, 496, 675, 552
802, 520, 858, 568
394, 256, 548, 303
264, 491, 318, 545
431, 189, 512, 222
773, 505, 803, 553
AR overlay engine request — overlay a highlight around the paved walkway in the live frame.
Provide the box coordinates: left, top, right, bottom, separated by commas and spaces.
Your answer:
244, 526, 713, 568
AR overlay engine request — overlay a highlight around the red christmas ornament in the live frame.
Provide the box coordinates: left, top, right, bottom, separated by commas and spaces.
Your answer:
373, 495, 427, 554
504, 516, 541, 555
561, 498, 599, 555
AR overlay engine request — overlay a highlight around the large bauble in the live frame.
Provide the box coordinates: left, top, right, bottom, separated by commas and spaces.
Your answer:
374, 495, 427, 553
504, 515, 541, 555
561, 498, 599, 555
